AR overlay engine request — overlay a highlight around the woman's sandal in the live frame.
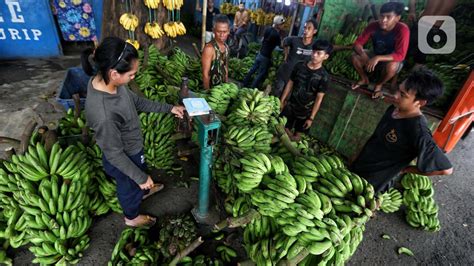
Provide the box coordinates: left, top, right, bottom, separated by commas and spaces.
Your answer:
124, 215, 156, 228
142, 183, 164, 200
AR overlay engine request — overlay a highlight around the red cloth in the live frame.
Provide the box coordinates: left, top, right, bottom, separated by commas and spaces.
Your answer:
354, 21, 410, 62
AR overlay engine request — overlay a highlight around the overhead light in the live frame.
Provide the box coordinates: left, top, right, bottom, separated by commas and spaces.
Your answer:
284, 0, 291, 6
276, 0, 282, 3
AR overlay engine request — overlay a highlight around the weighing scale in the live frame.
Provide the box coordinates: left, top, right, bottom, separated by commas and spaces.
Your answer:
180, 83, 221, 224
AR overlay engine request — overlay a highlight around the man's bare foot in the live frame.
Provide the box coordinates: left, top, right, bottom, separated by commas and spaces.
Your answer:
372, 84, 384, 99
351, 79, 369, 90
124, 215, 156, 228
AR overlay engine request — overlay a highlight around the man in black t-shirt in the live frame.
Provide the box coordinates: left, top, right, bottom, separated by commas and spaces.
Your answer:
280, 40, 333, 141
272, 18, 319, 97
242, 15, 285, 89
351, 69, 453, 193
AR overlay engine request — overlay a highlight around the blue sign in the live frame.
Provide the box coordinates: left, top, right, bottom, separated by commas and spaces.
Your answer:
0, 0, 62, 59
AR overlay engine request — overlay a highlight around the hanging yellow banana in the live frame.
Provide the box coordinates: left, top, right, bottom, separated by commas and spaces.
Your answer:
144, 22, 165, 39
144, 0, 160, 9
126, 39, 140, 50
119, 13, 139, 31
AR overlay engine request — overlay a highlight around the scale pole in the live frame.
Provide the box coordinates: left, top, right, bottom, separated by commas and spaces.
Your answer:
197, 146, 213, 217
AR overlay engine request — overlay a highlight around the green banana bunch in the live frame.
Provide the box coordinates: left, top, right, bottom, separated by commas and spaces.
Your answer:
95, 171, 122, 213
247, 237, 279, 265
216, 245, 237, 263
135, 44, 164, 90
214, 157, 238, 195
58, 109, 91, 136
234, 152, 270, 192
229, 195, 251, 217
379, 188, 403, 213
226, 88, 277, 126
178, 255, 224, 266
224, 125, 273, 154
0, 248, 12, 265
248, 157, 298, 217
140, 112, 176, 170
402, 173, 440, 231
243, 215, 278, 244
74, 142, 111, 216
109, 228, 158, 265
206, 83, 239, 115
155, 214, 197, 260
292, 154, 345, 188
229, 57, 254, 81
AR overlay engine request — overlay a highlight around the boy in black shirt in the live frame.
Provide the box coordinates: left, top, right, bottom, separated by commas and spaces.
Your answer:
280, 40, 333, 141
351, 69, 453, 193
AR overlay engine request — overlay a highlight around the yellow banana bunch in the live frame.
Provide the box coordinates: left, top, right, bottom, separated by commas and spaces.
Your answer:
144, 22, 164, 39
119, 13, 139, 31
175, 21, 186, 35
163, 22, 186, 38
144, 0, 160, 9
126, 39, 140, 50
163, 0, 183, 10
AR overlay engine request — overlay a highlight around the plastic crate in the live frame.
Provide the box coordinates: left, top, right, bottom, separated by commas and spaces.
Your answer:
56, 67, 91, 111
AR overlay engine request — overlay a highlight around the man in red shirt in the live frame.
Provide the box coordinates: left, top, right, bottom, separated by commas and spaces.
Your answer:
351, 2, 410, 99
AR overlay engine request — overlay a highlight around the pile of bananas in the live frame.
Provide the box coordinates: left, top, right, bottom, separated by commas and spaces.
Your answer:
58, 109, 90, 136
0, 142, 93, 264
163, 0, 183, 10
206, 83, 239, 115
109, 228, 158, 265
220, 3, 238, 15
379, 188, 403, 213
155, 214, 197, 260
226, 88, 280, 126
144, 22, 165, 39
119, 13, 139, 31
140, 112, 176, 170
402, 173, 440, 231
163, 22, 186, 38
216, 245, 238, 263
144, 0, 160, 9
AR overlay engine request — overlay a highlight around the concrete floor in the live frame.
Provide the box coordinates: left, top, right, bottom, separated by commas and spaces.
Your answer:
1, 53, 473, 265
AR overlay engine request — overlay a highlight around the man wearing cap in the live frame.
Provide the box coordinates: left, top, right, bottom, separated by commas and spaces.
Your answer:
242, 15, 285, 89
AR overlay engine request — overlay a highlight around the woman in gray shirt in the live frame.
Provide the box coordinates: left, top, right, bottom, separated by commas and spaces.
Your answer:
82, 37, 184, 227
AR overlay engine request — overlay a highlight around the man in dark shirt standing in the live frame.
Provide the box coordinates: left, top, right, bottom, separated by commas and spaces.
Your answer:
351, 69, 453, 193
242, 15, 285, 89
196, 0, 220, 43
280, 40, 332, 141
272, 19, 319, 97
351, 2, 410, 99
